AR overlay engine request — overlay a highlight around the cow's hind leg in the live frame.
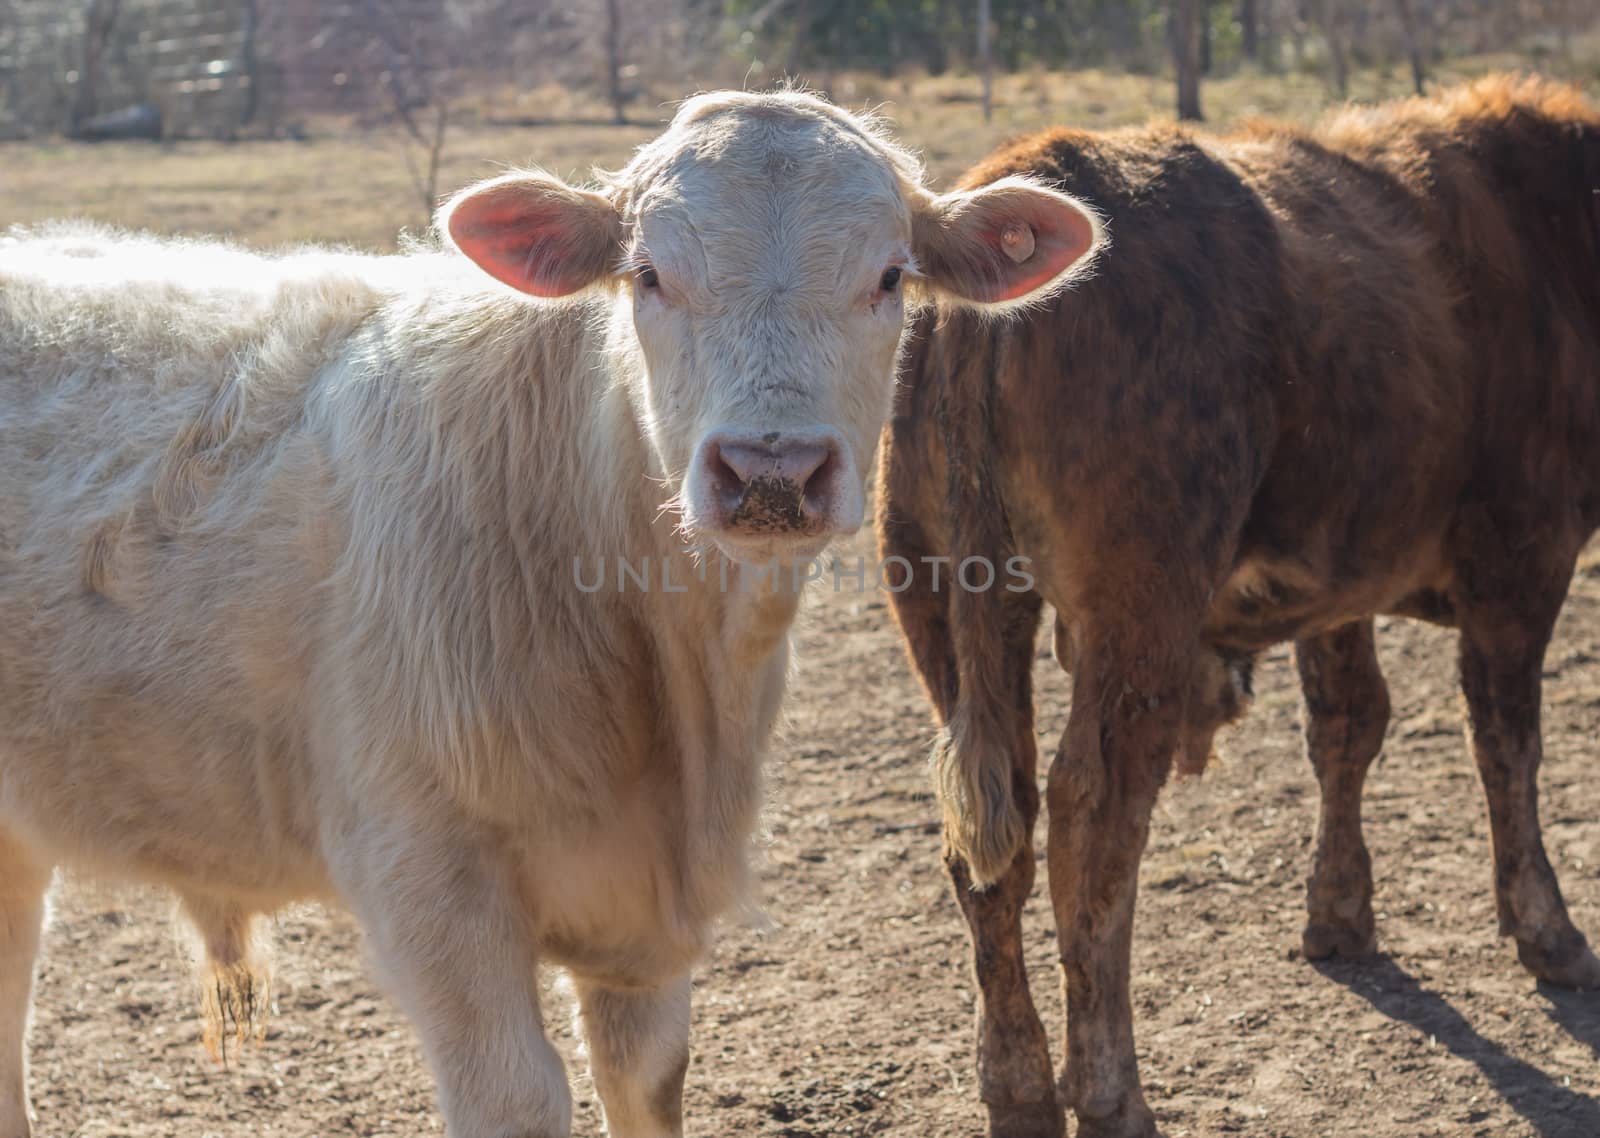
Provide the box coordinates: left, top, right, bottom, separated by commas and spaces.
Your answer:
573, 973, 689, 1138
882, 517, 1059, 1138
1454, 531, 1600, 989
1047, 617, 1193, 1138
948, 837, 1059, 1138
932, 602, 1060, 1138
1296, 620, 1390, 960
0, 832, 49, 1138
942, 595, 1060, 1138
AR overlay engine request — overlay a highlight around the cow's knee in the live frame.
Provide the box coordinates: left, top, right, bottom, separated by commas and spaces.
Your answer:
333, 824, 572, 1138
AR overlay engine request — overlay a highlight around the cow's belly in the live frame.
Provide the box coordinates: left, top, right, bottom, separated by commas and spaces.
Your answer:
0, 708, 326, 903
0, 570, 328, 901
1203, 541, 1454, 651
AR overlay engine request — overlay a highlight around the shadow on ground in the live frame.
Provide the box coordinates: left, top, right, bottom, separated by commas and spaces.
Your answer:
1315, 955, 1600, 1138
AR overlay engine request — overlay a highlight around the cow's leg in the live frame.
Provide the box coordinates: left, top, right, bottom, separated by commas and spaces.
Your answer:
945, 593, 1058, 1138
882, 518, 1059, 1138
1454, 534, 1600, 989
1296, 620, 1390, 960
0, 834, 48, 1138
1046, 621, 1189, 1138
948, 839, 1058, 1138
333, 820, 570, 1138
573, 973, 690, 1138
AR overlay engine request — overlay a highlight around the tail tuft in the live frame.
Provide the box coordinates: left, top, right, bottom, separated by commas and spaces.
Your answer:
180, 899, 273, 1065
931, 712, 1025, 889
201, 955, 271, 1064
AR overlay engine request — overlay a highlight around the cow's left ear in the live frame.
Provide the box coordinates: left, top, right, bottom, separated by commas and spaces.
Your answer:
912, 176, 1103, 309
442, 172, 623, 298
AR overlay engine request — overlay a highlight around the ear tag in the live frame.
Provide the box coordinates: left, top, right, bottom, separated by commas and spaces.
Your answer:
1000, 223, 1036, 264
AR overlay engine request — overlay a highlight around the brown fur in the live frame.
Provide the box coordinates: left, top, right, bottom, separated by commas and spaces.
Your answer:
878, 75, 1600, 1138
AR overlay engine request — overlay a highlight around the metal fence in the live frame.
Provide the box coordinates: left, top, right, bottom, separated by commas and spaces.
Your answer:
0, 0, 459, 139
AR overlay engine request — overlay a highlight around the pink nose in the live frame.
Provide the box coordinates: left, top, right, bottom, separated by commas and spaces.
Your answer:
696, 431, 846, 536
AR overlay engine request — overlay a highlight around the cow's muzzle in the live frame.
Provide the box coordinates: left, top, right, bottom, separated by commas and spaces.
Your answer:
686, 428, 860, 556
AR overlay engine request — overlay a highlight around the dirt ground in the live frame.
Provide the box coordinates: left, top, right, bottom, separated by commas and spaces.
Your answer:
23, 531, 1599, 1138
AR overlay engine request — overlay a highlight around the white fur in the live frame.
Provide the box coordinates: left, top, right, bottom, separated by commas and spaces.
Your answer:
0, 90, 1099, 1138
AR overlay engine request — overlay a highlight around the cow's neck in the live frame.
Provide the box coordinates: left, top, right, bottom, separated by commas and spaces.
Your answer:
587, 324, 802, 919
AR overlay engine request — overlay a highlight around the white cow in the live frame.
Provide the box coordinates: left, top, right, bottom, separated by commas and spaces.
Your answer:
0, 91, 1100, 1138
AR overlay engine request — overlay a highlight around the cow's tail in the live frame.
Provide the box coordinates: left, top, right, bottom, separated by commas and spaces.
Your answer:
927, 317, 1031, 891
933, 694, 1027, 889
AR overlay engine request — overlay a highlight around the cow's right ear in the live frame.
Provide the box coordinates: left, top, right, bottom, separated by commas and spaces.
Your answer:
442, 172, 623, 298
912, 176, 1103, 311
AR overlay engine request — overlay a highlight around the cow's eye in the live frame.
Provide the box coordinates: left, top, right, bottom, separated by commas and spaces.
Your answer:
637, 265, 660, 289
879, 266, 902, 292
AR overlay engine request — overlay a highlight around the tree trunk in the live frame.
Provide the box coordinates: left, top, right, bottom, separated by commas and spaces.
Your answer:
1320, 0, 1348, 97
605, 0, 624, 125
71, 0, 121, 135
1200, 0, 1213, 75
1171, 0, 1203, 121
1397, 0, 1428, 95
238, 0, 260, 130
1240, 0, 1258, 60
1258, 0, 1278, 71
977, 0, 992, 123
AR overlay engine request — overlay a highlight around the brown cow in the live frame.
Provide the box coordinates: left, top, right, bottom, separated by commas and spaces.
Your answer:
878, 75, 1600, 1138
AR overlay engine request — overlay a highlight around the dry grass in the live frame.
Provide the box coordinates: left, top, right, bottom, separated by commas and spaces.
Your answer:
1, 55, 1597, 250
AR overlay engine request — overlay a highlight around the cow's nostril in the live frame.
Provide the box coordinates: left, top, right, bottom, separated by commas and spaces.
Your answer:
718, 442, 829, 489
707, 444, 749, 510
800, 449, 838, 515
695, 431, 850, 537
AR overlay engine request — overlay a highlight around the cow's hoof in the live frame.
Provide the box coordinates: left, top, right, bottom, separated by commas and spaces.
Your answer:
1072, 1097, 1158, 1138
1521, 937, 1600, 990
987, 1100, 1065, 1138
1302, 919, 1377, 961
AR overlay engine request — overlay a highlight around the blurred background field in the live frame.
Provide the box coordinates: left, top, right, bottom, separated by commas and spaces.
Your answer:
1, 2, 1597, 248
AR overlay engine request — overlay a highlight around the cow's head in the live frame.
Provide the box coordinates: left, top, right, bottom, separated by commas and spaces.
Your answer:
443, 91, 1102, 565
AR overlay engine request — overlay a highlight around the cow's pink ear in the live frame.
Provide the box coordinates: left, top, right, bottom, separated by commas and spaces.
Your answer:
913, 176, 1102, 309
442, 172, 622, 298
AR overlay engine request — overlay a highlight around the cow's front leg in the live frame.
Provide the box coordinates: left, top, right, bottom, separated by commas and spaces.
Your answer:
1046, 632, 1185, 1138
1296, 620, 1390, 960
332, 816, 570, 1138
573, 973, 690, 1138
